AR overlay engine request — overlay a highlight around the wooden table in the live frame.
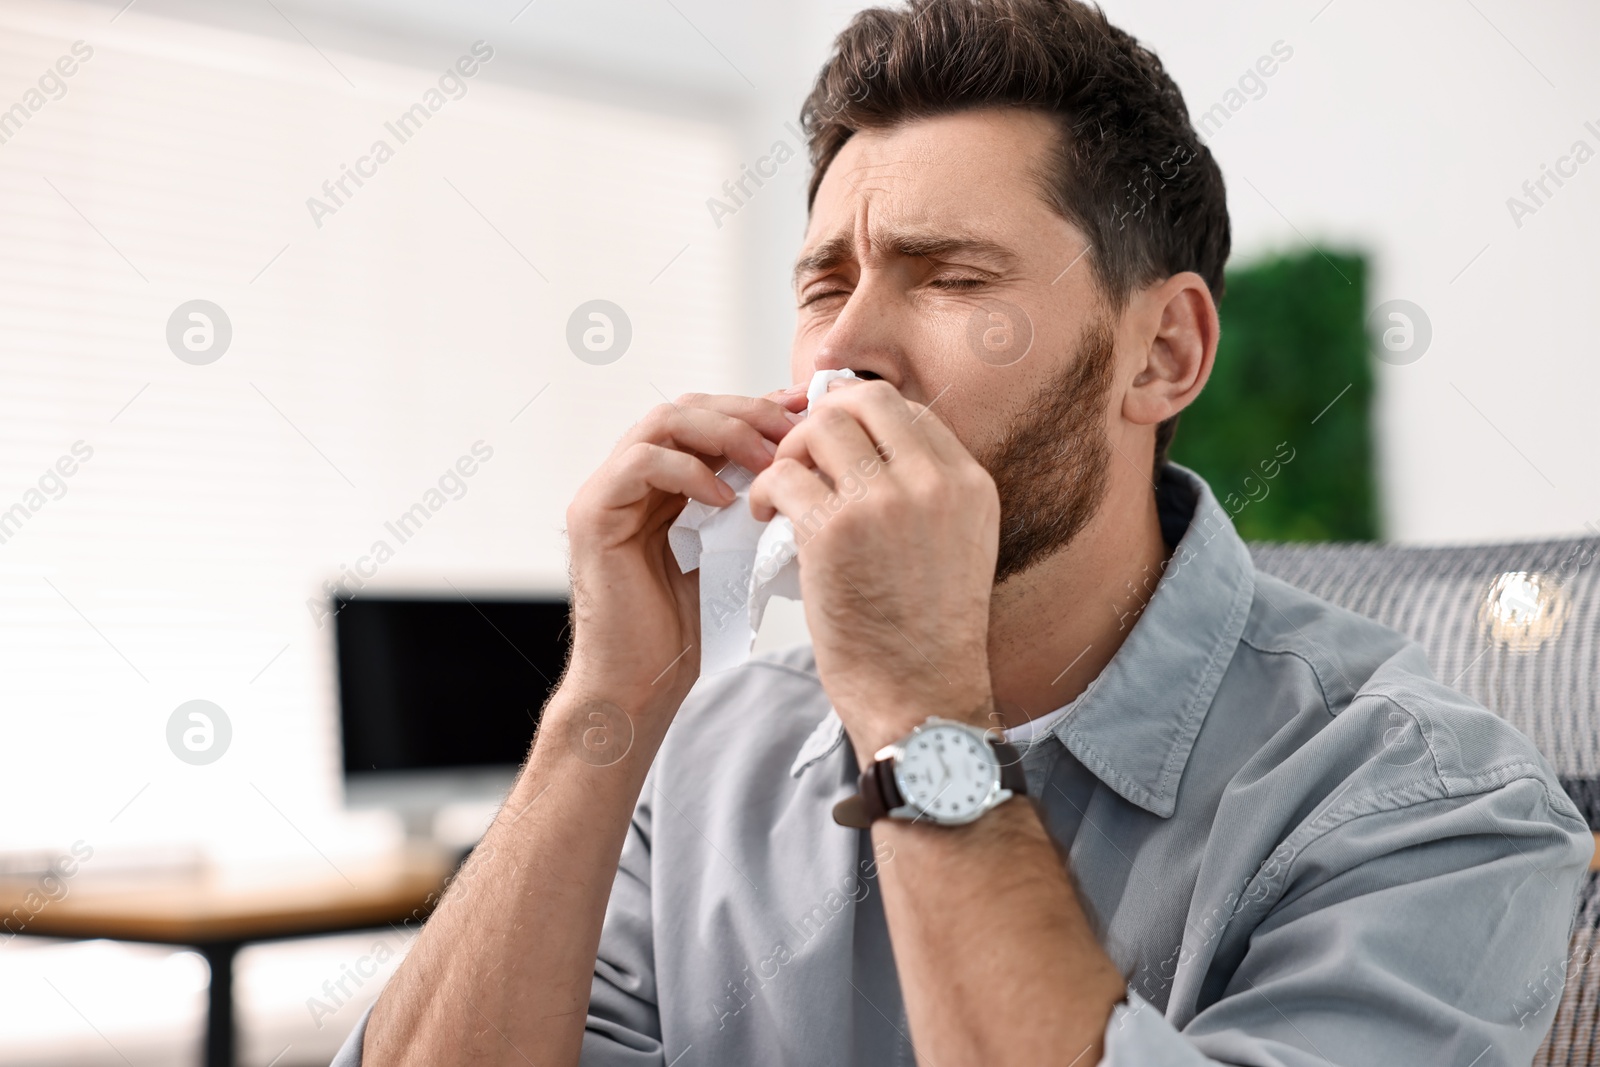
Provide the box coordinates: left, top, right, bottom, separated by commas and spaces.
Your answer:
5, 835, 1594, 1065
0, 845, 456, 1067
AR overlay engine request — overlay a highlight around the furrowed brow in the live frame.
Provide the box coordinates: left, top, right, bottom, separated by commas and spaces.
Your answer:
792, 229, 1018, 289
792, 234, 854, 289
887, 232, 1018, 268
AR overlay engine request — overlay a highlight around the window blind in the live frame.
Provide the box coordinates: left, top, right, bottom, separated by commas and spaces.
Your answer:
0, 0, 742, 865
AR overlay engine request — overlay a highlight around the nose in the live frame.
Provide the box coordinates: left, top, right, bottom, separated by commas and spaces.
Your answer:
811, 283, 902, 383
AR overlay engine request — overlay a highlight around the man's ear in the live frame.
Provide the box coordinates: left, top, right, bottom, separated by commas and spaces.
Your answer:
1121, 271, 1219, 428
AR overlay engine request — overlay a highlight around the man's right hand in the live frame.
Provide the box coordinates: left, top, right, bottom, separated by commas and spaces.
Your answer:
362, 386, 805, 1067
561, 388, 806, 718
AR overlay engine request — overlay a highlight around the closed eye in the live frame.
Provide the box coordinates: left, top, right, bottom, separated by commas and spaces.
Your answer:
927, 277, 987, 291
799, 289, 849, 308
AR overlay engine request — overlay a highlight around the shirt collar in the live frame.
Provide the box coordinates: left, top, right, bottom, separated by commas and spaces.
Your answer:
790, 463, 1256, 819
790, 708, 848, 777
1055, 464, 1255, 816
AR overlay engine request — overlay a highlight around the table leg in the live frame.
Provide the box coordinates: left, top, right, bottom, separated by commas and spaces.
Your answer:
199, 940, 241, 1067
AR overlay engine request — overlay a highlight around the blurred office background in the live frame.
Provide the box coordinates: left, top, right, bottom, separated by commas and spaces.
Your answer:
1, 0, 1597, 1062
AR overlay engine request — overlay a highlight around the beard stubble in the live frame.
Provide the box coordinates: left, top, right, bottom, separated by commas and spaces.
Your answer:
972, 314, 1118, 585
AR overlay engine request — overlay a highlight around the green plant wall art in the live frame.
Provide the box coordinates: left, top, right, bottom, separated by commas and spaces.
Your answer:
1170, 248, 1379, 542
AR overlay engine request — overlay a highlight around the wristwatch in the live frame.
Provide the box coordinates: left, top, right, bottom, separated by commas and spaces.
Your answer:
832, 717, 1027, 828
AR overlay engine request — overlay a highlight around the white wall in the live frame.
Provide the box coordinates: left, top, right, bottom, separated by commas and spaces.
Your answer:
0, 0, 744, 860
564, 0, 1600, 546
1096, 0, 1600, 544
6, 0, 1596, 858
790, 0, 1600, 545
2, 2, 1595, 1061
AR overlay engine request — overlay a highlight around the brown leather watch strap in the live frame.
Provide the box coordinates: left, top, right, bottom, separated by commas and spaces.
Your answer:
831, 793, 871, 829
832, 733, 1026, 829
832, 757, 904, 829
866, 758, 904, 822
994, 737, 1027, 795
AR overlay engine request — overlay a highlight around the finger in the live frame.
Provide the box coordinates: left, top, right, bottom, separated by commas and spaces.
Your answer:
820, 378, 973, 467
773, 402, 884, 491
624, 393, 802, 450
625, 401, 785, 474
686, 393, 805, 440
594, 442, 736, 511
748, 456, 833, 526
810, 377, 929, 465
763, 382, 810, 415
896, 396, 971, 466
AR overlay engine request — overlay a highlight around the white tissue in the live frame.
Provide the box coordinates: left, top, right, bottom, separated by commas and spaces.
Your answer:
668, 368, 857, 673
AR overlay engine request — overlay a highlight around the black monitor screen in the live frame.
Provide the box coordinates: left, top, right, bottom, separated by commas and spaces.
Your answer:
335, 596, 570, 775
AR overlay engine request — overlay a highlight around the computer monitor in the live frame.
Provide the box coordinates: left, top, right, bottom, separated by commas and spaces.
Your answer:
334, 595, 570, 837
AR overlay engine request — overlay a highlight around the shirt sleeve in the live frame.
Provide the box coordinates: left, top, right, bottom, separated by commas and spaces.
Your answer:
1098, 774, 1593, 1067
581, 771, 665, 1065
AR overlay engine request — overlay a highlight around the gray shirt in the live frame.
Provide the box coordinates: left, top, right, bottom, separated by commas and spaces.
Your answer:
333, 465, 1593, 1066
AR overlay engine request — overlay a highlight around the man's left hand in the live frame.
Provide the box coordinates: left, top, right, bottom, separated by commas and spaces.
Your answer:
748, 377, 1000, 761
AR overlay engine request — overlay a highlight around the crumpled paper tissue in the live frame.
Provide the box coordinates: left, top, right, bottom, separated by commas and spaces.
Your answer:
668, 368, 858, 673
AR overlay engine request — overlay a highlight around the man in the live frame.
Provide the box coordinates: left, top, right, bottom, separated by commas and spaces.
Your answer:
336, 1, 1592, 1063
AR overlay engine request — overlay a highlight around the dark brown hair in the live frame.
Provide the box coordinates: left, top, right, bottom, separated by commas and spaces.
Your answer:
800, 0, 1231, 470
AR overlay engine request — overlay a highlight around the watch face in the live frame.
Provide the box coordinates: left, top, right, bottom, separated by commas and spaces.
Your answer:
893, 724, 999, 822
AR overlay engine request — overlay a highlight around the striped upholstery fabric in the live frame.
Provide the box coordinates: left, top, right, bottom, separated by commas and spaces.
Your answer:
1250, 535, 1600, 1066
1541, 880, 1600, 1067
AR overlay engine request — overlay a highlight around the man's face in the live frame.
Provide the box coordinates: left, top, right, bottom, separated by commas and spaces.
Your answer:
791, 108, 1123, 581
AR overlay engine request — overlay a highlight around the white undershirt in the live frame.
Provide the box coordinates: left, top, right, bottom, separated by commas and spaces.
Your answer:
1000, 695, 1080, 745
